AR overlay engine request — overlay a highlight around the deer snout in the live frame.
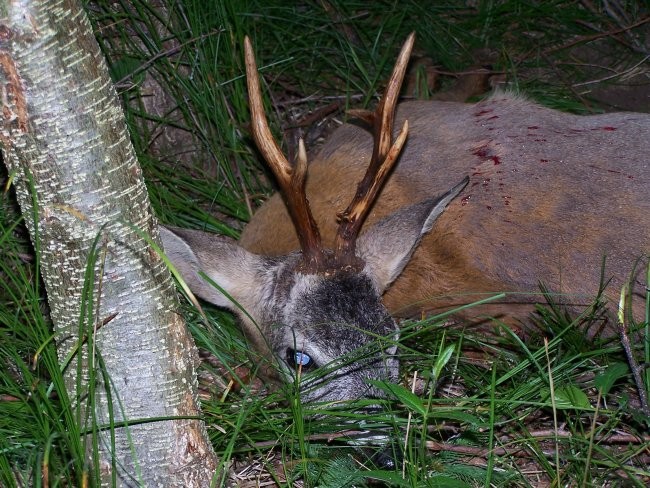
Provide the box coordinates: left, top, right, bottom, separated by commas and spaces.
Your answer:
371, 445, 401, 470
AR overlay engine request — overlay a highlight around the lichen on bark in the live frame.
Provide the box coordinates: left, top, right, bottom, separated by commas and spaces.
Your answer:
0, 0, 219, 485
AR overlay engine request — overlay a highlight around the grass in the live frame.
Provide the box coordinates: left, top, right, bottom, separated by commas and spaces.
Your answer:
1, 0, 649, 486
0, 193, 88, 486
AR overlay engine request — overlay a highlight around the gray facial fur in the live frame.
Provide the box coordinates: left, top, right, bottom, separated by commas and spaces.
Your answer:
159, 182, 467, 405
265, 262, 399, 403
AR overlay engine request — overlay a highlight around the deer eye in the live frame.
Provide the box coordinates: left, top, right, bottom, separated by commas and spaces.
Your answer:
286, 349, 315, 371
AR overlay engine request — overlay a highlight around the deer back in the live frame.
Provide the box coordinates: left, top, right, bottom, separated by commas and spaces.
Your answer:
240, 94, 650, 329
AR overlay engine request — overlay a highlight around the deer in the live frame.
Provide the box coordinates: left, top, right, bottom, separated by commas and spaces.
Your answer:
160, 33, 650, 421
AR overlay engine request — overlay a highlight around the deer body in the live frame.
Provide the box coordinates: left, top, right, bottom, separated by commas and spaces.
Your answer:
161, 34, 649, 422
240, 95, 650, 328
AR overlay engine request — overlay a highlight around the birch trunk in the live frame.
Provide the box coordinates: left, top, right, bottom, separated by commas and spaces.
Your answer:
0, 0, 219, 485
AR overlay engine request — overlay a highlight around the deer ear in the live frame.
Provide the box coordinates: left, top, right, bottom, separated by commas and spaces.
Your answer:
357, 177, 468, 292
159, 226, 266, 311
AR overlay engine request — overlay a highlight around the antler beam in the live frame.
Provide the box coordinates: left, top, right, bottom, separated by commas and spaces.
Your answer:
244, 36, 325, 272
334, 32, 415, 266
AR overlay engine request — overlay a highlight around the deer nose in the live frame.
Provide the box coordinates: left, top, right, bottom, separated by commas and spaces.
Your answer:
370, 445, 402, 470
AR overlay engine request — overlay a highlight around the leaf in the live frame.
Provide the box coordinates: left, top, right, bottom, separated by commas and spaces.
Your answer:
540, 385, 591, 409
432, 344, 456, 382
594, 362, 629, 395
370, 381, 426, 416
428, 410, 485, 427
418, 475, 472, 487
364, 470, 412, 487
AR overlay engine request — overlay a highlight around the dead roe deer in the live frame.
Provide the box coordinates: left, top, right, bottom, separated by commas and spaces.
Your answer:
162, 34, 649, 407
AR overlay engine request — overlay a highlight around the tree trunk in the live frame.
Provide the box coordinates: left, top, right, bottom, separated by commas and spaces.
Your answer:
0, 0, 219, 485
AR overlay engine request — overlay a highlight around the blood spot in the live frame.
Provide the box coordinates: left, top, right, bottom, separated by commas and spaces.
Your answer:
473, 147, 489, 158
474, 109, 493, 116
473, 147, 501, 165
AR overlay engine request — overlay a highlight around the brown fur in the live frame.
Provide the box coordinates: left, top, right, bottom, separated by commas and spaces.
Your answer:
240, 93, 650, 331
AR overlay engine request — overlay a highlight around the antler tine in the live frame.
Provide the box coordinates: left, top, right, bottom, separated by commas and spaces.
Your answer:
334, 32, 415, 266
244, 36, 324, 272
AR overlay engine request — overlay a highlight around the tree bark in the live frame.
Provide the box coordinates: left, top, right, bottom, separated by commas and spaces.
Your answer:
0, 0, 219, 485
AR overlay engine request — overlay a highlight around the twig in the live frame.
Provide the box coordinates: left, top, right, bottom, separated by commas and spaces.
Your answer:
403, 371, 418, 478
286, 102, 342, 129
543, 16, 650, 56
618, 284, 650, 416
115, 30, 223, 87
572, 55, 650, 87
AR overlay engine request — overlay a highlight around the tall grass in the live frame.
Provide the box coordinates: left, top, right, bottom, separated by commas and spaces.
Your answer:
0, 189, 90, 485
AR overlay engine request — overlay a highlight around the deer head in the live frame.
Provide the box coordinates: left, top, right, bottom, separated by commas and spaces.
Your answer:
160, 33, 468, 404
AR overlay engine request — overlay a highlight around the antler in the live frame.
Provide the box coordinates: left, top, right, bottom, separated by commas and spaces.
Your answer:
333, 32, 415, 267
244, 36, 325, 272
244, 33, 415, 273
